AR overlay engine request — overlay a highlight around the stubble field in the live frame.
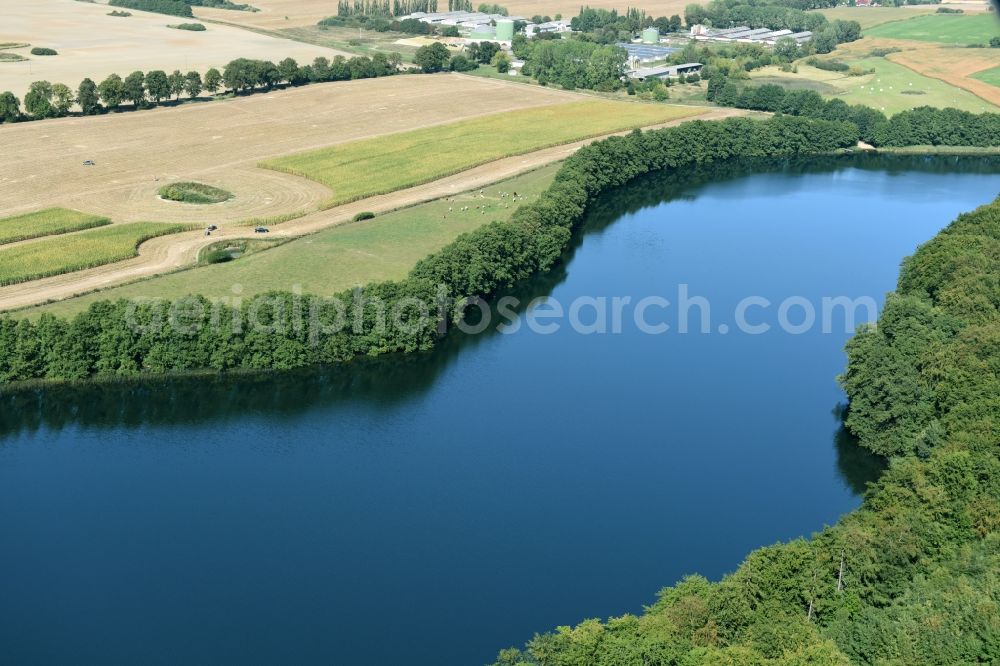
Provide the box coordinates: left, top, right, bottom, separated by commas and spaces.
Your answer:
196, 0, 692, 27
0, 0, 344, 98
0, 74, 581, 224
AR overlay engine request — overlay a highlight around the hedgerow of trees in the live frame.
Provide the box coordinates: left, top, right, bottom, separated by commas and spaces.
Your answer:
703, 68, 1000, 147
570, 7, 683, 43
0, 53, 404, 122
107, 0, 258, 15
335, 0, 438, 17
108, 0, 194, 18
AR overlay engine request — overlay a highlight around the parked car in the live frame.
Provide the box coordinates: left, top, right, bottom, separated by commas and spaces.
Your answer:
82, 160, 95, 166
254, 227, 269, 234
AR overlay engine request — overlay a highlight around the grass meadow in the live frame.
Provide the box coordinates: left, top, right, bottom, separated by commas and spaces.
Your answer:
865, 13, 999, 45
27, 165, 562, 318
826, 57, 993, 113
815, 6, 939, 30
752, 58, 994, 114
261, 100, 704, 207
0, 208, 110, 245
972, 63, 1000, 87
0, 223, 189, 286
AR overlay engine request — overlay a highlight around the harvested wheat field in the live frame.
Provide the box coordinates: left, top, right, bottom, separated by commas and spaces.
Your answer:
468, 0, 690, 18
197, 0, 691, 28
0, 75, 582, 224
194, 0, 348, 29
0, 0, 346, 98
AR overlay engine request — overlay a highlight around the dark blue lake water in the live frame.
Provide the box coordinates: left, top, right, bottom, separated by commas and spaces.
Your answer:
1, 155, 998, 665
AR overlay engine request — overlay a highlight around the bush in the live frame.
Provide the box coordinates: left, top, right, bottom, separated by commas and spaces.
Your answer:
30, 48, 58, 56
158, 182, 233, 204
352, 211, 375, 221
449, 55, 477, 72
203, 249, 235, 264
168, 23, 207, 31
869, 46, 902, 57
806, 58, 849, 72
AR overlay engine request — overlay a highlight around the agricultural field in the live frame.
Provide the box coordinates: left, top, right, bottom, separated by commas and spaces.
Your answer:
0, 222, 187, 286
262, 100, 703, 206
27, 165, 562, 318
0, 0, 343, 98
193, 0, 350, 29
865, 12, 998, 45
0, 208, 110, 245
814, 6, 940, 30
278, 24, 424, 58
808, 8, 1000, 109
195, 0, 691, 28
752, 57, 994, 114
973, 63, 1000, 86
0, 75, 580, 224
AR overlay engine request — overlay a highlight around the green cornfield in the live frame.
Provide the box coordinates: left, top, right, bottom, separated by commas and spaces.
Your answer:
0, 208, 111, 245
0, 222, 189, 286
260, 100, 704, 208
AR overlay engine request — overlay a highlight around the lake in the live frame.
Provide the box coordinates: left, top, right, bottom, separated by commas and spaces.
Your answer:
1, 155, 998, 665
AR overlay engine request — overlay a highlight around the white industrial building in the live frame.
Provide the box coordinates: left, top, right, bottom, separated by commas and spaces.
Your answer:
690, 24, 812, 45
401, 11, 527, 27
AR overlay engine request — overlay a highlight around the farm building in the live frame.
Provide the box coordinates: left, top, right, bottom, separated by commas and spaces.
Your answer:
400, 11, 527, 28
690, 24, 812, 45
627, 63, 703, 81
617, 42, 680, 64
526, 19, 572, 37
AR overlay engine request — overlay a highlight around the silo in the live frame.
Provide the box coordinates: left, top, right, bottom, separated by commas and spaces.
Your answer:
495, 18, 515, 41
642, 26, 659, 44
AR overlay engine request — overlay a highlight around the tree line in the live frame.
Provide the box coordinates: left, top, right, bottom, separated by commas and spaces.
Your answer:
107, 0, 257, 15
335, 0, 438, 17
705, 70, 1000, 147
570, 7, 684, 43
108, 0, 194, 18
0, 54, 404, 122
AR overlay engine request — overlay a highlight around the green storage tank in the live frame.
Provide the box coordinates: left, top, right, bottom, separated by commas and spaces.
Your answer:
495, 18, 515, 41
642, 27, 659, 44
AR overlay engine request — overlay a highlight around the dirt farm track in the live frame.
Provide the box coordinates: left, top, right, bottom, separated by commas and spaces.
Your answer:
0, 75, 582, 224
